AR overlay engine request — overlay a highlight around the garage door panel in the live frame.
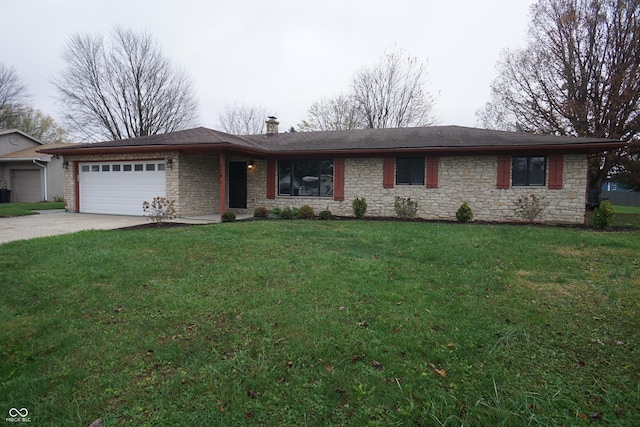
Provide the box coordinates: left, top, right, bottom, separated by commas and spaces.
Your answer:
79, 161, 166, 216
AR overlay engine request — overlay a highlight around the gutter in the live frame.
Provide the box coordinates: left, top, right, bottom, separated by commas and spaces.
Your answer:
32, 160, 48, 202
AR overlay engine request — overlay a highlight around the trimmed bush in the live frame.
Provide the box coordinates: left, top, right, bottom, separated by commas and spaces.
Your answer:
254, 207, 269, 218
221, 211, 236, 223
594, 200, 615, 229
352, 197, 367, 219
456, 202, 473, 223
318, 210, 333, 220
298, 205, 315, 219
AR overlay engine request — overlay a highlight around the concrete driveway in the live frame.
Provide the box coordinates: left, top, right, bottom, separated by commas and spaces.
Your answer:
0, 211, 153, 244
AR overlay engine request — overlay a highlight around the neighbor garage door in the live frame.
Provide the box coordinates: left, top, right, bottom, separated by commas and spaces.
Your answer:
79, 161, 166, 215
12, 169, 42, 202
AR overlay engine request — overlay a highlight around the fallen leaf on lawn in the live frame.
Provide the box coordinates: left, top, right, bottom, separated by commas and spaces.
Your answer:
434, 368, 447, 378
356, 321, 369, 327
219, 406, 224, 412
326, 364, 334, 372
339, 306, 345, 311
447, 343, 455, 349
577, 412, 587, 420
589, 412, 602, 420
247, 389, 259, 399
350, 354, 363, 363
393, 328, 400, 334
372, 360, 384, 370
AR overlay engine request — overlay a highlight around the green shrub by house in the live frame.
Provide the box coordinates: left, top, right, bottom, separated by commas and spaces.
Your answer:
318, 209, 333, 220
221, 211, 236, 223
281, 206, 296, 219
456, 202, 473, 223
352, 197, 367, 219
594, 200, 615, 228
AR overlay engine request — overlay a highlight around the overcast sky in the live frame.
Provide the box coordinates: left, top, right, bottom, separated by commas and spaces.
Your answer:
2, 0, 536, 136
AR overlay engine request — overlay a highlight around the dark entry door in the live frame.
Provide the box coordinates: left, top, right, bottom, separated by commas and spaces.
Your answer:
228, 162, 247, 209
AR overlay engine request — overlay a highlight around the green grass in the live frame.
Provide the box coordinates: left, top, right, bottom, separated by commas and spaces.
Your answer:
1, 221, 639, 426
585, 205, 640, 229
0, 201, 65, 217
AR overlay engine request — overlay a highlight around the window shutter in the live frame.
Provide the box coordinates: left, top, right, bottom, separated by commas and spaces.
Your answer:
383, 157, 395, 188
426, 156, 439, 188
333, 158, 345, 201
266, 159, 276, 199
496, 155, 511, 189
548, 154, 563, 189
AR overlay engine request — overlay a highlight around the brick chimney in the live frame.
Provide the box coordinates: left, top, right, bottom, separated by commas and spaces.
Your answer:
266, 116, 279, 134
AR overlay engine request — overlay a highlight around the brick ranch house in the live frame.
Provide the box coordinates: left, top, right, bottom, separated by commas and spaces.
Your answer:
40, 119, 625, 224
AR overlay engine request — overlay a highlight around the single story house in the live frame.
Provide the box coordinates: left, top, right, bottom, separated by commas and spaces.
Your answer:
40, 119, 625, 224
0, 129, 71, 202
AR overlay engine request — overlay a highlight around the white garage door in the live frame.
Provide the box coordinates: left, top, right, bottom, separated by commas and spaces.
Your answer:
79, 161, 166, 216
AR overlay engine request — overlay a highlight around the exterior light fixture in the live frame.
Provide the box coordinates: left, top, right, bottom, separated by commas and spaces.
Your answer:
166, 158, 173, 169
62, 160, 69, 169
247, 161, 255, 171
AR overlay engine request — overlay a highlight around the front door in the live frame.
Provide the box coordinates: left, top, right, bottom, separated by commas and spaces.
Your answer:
228, 161, 247, 209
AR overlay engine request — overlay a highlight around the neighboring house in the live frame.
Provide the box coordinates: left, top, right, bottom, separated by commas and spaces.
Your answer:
40, 120, 626, 224
0, 129, 73, 203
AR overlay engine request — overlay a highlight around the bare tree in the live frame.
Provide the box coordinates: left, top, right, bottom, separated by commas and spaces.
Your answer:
54, 26, 199, 142
352, 48, 437, 129
297, 94, 363, 131
478, 0, 640, 189
0, 63, 30, 127
218, 103, 269, 135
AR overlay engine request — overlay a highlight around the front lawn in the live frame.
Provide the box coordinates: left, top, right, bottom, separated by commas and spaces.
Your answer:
0, 201, 65, 217
1, 221, 638, 426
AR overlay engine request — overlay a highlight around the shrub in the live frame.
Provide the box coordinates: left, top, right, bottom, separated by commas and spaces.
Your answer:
394, 196, 418, 220
318, 210, 333, 220
456, 202, 473, 223
297, 205, 315, 219
221, 211, 236, 223
513, 193, 549, 223
352, 198, 367, 219
269, 207, 282, 218
281, 206, 295, 219
254, 207, 269, 218
142, 197, 176, 223
594, 200, 615, 229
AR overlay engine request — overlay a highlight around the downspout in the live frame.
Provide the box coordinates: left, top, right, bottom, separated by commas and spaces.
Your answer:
33, 160, 48, 202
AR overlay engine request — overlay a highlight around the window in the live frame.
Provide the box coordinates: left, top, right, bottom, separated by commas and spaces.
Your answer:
146, 163, 155, 171
112, 165, 121, 172
157, 163, 165, 171
81, 165, 90, 172
91, 165, 100, 172
278, 160, 333, 197
396, 157, 425, 185
102, 165, 110, 172
512, 156, 546, 186
134, 164, 144, 171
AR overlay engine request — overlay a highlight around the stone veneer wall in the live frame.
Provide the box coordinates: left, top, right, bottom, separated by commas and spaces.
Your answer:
176, 153, 219, 216
251, 154, 588, 224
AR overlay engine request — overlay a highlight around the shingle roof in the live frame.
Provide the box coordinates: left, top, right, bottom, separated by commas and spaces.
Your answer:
244, 126, 618, 151
38, 125, 625, 156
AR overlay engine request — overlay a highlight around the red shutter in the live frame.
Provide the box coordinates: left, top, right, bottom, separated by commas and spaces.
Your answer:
496, 155, 511, 189
383, 157, 395, 188
548, 154, 564, 189
333, 158, 345, 201
426, 156, 439, 188
266, 159, 276, 199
